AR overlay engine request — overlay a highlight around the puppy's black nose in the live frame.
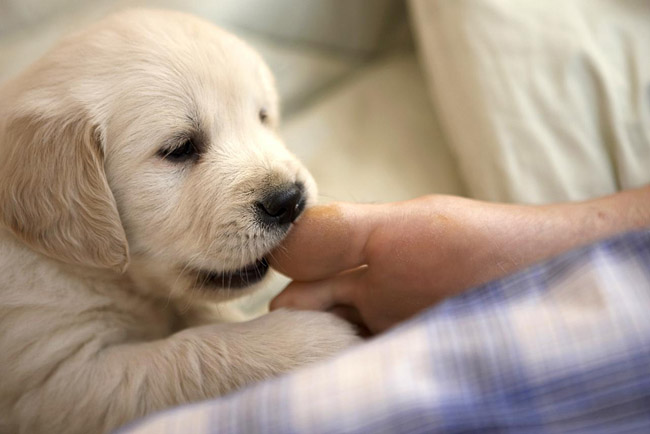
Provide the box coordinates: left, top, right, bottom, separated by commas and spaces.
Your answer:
256, 182, 306, 226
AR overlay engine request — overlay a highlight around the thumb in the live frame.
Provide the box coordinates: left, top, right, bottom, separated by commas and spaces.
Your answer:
269, 202, 378, 281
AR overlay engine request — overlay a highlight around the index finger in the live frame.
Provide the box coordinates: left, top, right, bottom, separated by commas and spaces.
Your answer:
268, 202, 375, 281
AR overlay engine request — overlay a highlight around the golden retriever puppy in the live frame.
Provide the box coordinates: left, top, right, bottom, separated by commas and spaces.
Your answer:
0, 9, 358, 434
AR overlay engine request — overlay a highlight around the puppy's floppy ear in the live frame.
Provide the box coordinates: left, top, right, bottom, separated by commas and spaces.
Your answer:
0, 109, 129, 272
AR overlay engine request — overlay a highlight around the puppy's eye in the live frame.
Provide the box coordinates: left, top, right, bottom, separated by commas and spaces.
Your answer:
259, 108, 268, 124
158, 139, 198, 163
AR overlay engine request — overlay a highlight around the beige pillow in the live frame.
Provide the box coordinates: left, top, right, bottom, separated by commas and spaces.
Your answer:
409, 0, 650, 204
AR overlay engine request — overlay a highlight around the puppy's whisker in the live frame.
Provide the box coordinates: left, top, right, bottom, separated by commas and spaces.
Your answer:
181, 269, 203, 314
266, 248, 289, 270
192, 273, 209, 308
178, 242, 219, 308
266, 249, 279, 264
169, 249, 204, 304
173, 253, 197, 285
271, 243, 291, 262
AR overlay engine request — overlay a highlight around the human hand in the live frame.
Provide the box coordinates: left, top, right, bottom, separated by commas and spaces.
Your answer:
269, 196, 515, 334
270, 188, 650, 334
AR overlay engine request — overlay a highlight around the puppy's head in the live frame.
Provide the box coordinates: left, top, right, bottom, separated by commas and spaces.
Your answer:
0, 9, 316, 300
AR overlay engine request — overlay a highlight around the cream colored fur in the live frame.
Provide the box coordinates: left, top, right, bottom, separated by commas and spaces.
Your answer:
0, 9, 358, 434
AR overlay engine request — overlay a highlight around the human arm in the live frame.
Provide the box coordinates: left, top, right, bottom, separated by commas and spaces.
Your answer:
270, 185, 650, 334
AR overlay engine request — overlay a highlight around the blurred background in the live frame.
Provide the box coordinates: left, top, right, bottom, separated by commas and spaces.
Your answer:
0, 0, 465, 206
1, 0, 648, 314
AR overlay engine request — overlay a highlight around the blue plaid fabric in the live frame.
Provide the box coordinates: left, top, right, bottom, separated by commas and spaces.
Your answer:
120, 230, 650, 434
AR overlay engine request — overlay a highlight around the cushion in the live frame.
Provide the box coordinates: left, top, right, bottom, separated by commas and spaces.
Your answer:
409, 0, 650, 203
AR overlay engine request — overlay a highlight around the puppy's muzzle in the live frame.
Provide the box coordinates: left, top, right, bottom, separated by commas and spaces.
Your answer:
255, 182, 306, 227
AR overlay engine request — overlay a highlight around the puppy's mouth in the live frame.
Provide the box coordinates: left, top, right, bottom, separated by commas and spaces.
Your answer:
194, 258, 270, 289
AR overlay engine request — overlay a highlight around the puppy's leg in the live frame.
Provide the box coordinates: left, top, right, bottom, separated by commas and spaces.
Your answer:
10, 309, 358, 434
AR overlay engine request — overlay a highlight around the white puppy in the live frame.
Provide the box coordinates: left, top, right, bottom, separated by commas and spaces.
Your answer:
0, 9, 357, 434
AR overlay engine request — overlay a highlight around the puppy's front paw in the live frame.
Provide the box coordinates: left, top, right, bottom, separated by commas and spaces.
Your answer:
249, 308, 361, 370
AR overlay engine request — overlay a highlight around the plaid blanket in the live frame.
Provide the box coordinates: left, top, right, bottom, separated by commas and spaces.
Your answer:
120, 229, 650, 434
